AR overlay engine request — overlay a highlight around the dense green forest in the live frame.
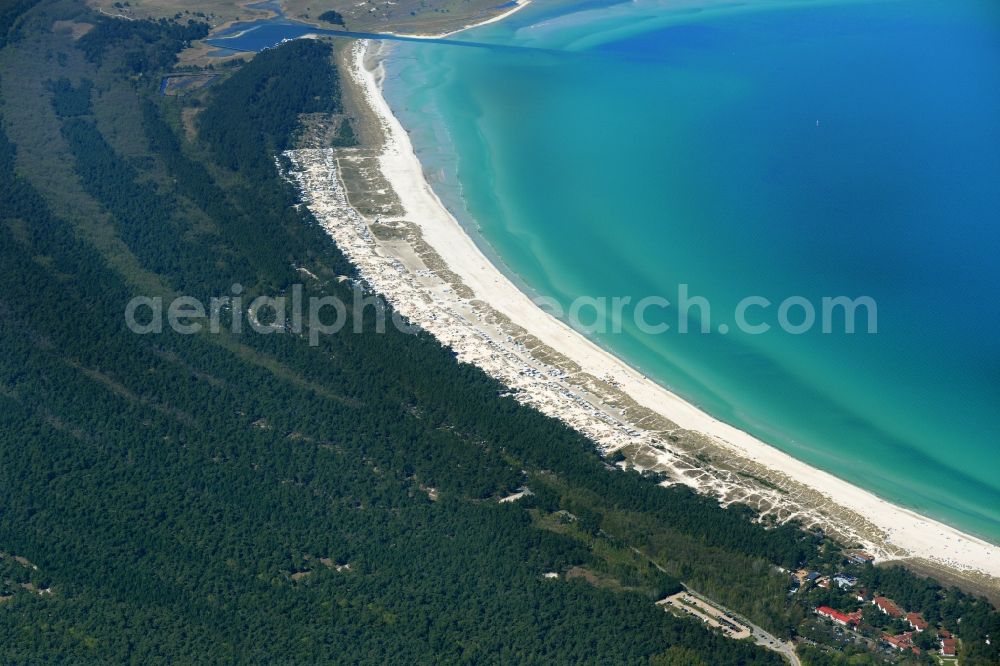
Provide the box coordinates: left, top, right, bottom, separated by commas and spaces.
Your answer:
197, 39, 340, 178
0, 0, 997, 663
318, 10, 346, 26
77, 14, 207, 72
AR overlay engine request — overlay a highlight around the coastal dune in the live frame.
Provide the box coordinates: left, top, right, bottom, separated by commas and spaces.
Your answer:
293, 36, 1000, 585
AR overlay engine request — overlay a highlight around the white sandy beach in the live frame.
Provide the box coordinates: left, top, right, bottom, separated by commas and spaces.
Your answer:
288, 36, 1000, 583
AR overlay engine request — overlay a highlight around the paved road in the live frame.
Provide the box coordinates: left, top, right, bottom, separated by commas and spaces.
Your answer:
682, 587, 801, 666
631, 546, 801, 665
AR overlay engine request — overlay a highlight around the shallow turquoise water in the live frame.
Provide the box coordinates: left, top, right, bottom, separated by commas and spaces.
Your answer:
380, 0, 1000, 541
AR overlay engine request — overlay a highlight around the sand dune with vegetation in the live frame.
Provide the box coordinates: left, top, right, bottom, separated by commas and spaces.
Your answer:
284, 37, 1000, 593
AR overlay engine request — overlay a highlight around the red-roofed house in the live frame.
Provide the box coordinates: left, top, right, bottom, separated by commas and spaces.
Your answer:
874, 596, 903, 618
941, 637, 957, 657
906, 612, 929, 632
884, 632, 920, 655
816, 606, 861, 627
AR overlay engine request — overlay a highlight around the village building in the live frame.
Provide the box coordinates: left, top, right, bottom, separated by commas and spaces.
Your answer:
847, 551, 875, 565
883, 632, 920, 655
906, 611, 929, 632
816, 606, 861, 627
873, 596, 903, 618
833, 574, 857, 589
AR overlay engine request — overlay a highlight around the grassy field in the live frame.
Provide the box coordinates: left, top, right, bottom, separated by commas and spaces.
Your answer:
86, 0, 273, 31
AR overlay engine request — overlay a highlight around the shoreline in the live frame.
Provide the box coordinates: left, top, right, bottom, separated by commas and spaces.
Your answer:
382, 0, 533, 39
197, 1, 532, 64
282, 0, 532, 40
287, 37, 1000, 587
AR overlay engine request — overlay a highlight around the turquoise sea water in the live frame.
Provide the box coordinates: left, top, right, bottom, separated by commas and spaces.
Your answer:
379, 0, 1000, 541
208, 0, 1000, 541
